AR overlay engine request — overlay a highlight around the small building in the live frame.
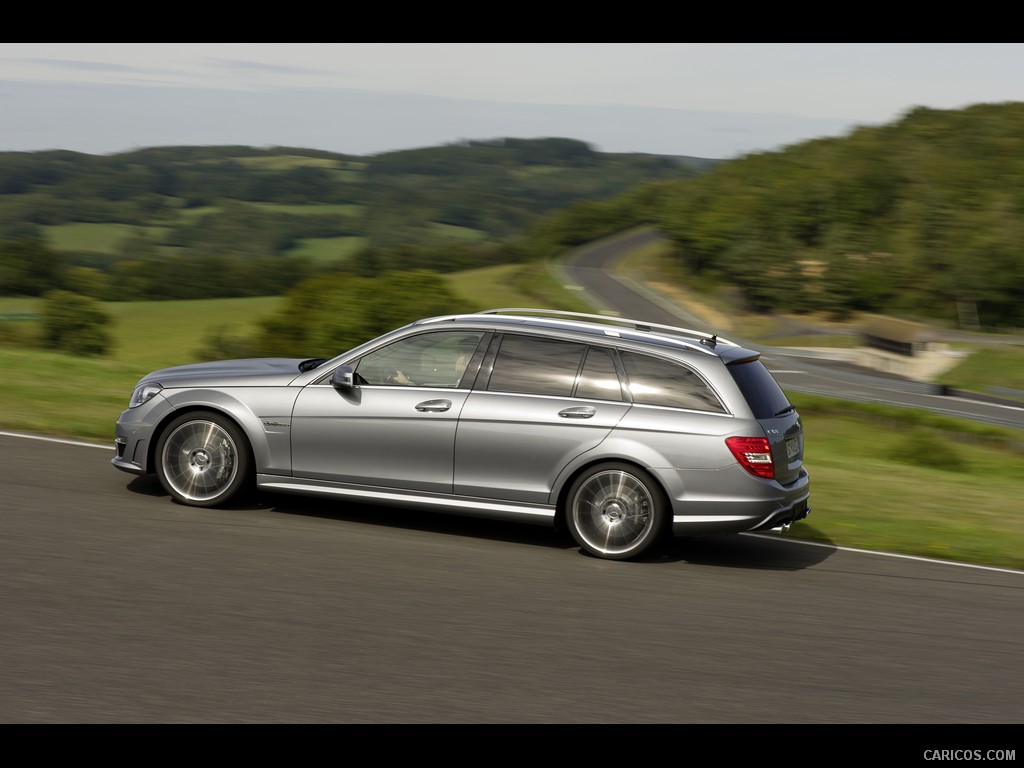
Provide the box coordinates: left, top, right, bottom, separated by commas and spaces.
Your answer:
861, 315, 938, 357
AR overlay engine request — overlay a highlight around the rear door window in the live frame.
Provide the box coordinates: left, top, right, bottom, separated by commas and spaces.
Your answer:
486, 334, 586, 397
575, 346, 625, 401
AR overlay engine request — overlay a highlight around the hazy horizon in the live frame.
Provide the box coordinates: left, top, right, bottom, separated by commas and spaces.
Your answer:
2, 43, 1022, 159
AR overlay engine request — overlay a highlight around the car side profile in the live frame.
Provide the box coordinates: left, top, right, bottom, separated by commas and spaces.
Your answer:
112, 308, 810, 560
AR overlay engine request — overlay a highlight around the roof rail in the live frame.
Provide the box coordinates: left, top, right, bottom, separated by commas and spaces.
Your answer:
476, 308, 736, 347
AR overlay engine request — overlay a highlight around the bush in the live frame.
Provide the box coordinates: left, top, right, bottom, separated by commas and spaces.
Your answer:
40, 290, 112, 356
254, 269, 471, 357
195, 325, 259, 361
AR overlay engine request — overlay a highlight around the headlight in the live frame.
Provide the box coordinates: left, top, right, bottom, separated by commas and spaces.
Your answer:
129, 383, 163, 408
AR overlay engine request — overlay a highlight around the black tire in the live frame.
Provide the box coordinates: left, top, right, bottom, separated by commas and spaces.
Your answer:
155, 410, 251, 507
565, 463, 667, 560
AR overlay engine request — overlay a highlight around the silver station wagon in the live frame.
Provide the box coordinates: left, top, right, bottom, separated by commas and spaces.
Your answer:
112, 309, 811, 560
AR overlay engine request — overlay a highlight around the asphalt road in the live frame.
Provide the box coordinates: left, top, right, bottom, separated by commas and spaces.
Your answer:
2, 432, 1022, 725
558, 229, 1024, 430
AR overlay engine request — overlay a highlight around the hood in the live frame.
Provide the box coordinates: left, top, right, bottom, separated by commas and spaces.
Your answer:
139, 358, 314, 388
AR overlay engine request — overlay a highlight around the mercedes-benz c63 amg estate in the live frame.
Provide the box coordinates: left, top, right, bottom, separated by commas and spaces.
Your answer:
112, 309, 810, 560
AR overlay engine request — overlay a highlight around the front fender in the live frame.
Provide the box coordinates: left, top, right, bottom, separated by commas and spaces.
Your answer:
161, 387, 301, 475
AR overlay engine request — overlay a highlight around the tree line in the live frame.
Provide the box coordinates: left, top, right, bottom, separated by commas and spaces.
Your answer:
0, 137, 708, 304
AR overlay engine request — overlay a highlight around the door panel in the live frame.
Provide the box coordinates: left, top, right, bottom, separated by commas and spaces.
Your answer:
454, 392, 629, 503
291, 384, 468, 493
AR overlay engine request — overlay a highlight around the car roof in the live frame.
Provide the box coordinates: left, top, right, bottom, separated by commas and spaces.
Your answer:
415, 308, 747, 359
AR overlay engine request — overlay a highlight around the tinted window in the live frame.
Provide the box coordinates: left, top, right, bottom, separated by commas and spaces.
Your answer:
487, 335, 585, 396
575, 347, 624, 401
727, 359, 791, 419
620, 351, 725, 412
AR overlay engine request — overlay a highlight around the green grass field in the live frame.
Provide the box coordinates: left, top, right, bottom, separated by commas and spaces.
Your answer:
446, 262, 594, 313
936, 346, 1024, 404
1, 266, 1022, 572
248, 202, 363, 217
43, 222, 172, 255
39, 200, 368, 261
286, 236, 367, 264
102, 296, 281, 367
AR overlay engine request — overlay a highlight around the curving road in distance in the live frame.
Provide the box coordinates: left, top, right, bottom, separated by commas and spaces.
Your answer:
557, 229, 1024, 430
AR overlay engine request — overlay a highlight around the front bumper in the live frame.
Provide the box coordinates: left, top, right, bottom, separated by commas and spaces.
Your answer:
111, 434, 145, 474
110, 395, 173, 475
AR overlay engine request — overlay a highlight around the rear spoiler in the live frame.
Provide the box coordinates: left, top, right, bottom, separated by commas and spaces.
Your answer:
719, 346, 762, 365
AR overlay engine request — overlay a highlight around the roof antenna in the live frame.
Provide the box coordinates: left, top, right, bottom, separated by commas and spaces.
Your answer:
700, 334, 718, 348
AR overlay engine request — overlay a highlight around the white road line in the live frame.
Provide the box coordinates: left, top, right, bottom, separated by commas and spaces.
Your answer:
746, 534, 1024, 576
0, 430, 112, 449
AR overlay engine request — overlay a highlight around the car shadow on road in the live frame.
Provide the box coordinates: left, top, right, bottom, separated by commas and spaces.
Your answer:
258, 491, 839, 571
124, 475, 167, 497
653, 532, 836, 570
124, 478, 835, 570
261, 490, 575, 551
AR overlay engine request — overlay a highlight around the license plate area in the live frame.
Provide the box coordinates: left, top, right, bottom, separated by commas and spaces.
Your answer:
786, 437, 800, 460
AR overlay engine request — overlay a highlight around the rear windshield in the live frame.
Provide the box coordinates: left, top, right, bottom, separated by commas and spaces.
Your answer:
727, 360, 792, 419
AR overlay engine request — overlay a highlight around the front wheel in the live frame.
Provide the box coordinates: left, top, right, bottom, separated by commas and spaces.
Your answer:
565, 463, 667, 560
155, 411, 251, 507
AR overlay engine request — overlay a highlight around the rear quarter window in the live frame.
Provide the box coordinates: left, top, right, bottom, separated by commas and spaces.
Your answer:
620, 351, 725, 413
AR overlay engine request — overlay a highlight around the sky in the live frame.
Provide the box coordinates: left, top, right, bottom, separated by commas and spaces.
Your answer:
1, 43, 1023, 160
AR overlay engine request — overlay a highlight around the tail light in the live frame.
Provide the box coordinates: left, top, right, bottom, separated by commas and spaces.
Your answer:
726, 436, 775, 479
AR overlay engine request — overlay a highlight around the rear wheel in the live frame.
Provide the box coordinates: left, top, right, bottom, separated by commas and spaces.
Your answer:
155, 411, 251, 507
565, 463, 666, 560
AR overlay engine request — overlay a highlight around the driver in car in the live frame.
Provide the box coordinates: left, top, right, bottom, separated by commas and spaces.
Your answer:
392, 337, 478, 387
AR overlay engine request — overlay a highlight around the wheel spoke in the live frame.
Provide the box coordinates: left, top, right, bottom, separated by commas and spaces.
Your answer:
572, 469, 654, 556
162, 419, 238, 502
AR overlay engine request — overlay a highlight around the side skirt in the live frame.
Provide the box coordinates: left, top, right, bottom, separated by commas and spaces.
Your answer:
256, 474, 557, 526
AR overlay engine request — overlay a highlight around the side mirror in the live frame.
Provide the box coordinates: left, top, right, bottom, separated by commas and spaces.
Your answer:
331, 364, 356, 390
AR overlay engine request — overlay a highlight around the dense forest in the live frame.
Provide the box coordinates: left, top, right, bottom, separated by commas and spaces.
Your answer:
2, 104, 1024, 330
644, 103, 1024, 329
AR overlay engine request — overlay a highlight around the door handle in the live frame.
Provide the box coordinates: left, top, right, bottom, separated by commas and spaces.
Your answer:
415, 399, 452, 412
558, 406, 596, 419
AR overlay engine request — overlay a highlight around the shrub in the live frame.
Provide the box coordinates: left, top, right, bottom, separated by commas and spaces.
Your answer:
40, 290, 112, 356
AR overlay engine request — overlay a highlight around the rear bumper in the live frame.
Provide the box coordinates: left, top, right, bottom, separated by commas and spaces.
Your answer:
666, 467, 811, 537
747, 496, 811, 532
